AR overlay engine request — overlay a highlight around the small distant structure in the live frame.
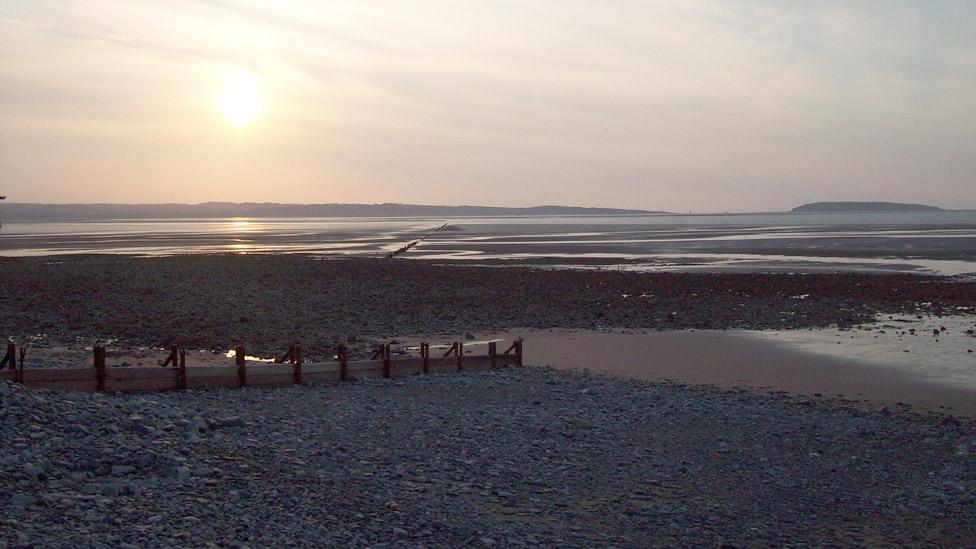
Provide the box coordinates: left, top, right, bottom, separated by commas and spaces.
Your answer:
0, 195, 5, 229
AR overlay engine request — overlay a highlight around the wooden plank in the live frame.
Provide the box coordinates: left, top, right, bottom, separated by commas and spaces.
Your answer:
0, 371, 15, 381
105, 367, 180, 381
107, 377, 180, 393
187, 366, 236, 378
393, 358, 424, 376
23, 368, 97, 382
461, 355, 494, 371
347, 360, 384, 373
426, 357, 458, 373
246, 364, 293, 377
186, 366, 238, 389
303, 362, 341, 374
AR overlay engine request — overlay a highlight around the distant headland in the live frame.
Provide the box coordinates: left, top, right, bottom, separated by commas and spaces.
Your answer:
0, 202, 667, 221
791, 201, 945, 213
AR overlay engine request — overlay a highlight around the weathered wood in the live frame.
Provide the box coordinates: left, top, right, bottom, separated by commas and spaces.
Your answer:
1, 340, 523, 393
393, 357, 424, 376
303, 362, 342, 374
489, 341, 497, 369
426, 357, 458, 373
293, 345, 303, 385
178, 348, 187, 390
458, 355, 494, 371
338, 344, 348, 382
108, 376, 180, 393
235, 347, 246, 387
301, 370, 341, 385
186, 366, 239, 389
162, 348, 178, 368
347, 360, 385, 376
105, 367, 180, 381
23, 368, 97, 382
94, 347, 106, 391
1, 343, 16, 370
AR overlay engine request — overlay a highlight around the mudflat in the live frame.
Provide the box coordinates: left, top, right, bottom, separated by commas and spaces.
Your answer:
0, 254, 972, 361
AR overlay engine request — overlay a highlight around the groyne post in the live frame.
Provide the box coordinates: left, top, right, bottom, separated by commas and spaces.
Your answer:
382, 344, 392, 379
2, 342, 16, 371
178, 348, 187, 390
489, 342, 497, 369
338, 344, 348, 382
235, 347, 246, 387
94, 346, 106, 391
293, 344, 303, 385
421, 343, 430, 374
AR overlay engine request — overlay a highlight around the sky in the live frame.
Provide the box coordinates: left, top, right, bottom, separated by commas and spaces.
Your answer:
1, 1, 974, 212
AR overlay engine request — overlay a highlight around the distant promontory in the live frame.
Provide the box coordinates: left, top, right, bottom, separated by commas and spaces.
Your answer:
791, 201, 944, 213
0, 202, 667, 222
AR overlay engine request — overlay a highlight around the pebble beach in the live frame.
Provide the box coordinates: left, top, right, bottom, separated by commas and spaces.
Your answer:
2, 254, 975, 547
3, 368, 975, 547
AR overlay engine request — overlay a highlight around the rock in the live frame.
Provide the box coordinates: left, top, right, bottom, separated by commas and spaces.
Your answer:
111, 465, 136, 476
187, 416, 208, 434
941, 415, 962, 427
23, 464, 46, 480
217, 416, 243, 428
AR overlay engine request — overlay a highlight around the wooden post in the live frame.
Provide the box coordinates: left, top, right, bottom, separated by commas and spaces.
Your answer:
235, 346, 246, 387
456, 342, 464, 371
177, 348, 187, 390
16, 346, 25, 384
16, 347, 25, 384
515, 340, 523, 367
94, 346, 106, 392
294, 344, 303, 385
338, 343, 348, 382
7, 343, 15, 371
163, 347, 178, 368
421, 343, 430, 374
489, 341, 497, 369
382, 344, 392, 379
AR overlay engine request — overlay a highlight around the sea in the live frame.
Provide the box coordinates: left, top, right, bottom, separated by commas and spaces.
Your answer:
2, 211, 975, 276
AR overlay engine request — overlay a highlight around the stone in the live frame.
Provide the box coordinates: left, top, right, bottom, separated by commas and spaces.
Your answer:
217, 416, 243, 428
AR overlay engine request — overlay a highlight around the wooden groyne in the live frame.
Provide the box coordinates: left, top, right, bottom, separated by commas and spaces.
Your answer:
387, 222, 449, 258
0, 340, 523, 393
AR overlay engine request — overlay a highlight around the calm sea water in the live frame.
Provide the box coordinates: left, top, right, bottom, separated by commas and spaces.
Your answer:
2, 211, 975, 275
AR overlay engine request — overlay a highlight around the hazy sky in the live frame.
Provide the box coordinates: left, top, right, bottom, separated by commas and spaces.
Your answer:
1, 1, 974, 212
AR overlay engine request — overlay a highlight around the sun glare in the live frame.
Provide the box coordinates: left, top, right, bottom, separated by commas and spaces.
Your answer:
217, 68, 263, 127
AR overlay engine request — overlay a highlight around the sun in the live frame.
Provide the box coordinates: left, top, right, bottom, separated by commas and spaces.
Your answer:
217, 68, 263, 127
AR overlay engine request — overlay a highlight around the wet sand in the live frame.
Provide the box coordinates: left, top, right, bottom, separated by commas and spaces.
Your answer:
454, 328, 976, 416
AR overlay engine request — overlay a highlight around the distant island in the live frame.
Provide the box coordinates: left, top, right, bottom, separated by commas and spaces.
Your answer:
791, 201, 945, 213
0, 202, 667, 222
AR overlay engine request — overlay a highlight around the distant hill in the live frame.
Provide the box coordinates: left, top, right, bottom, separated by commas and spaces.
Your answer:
791, 201, 944, 213
0, 202, 667, 222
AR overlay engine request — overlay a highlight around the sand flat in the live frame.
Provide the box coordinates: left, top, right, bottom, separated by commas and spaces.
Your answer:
447, 327, 976, 415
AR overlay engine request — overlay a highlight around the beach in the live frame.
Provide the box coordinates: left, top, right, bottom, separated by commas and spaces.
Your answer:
3, 368, 975, 547
2, 254, 976, 546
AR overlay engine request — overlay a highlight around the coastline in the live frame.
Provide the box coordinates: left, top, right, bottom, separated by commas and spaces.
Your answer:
1, 254, 973, 413
450, 328, 976, 416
